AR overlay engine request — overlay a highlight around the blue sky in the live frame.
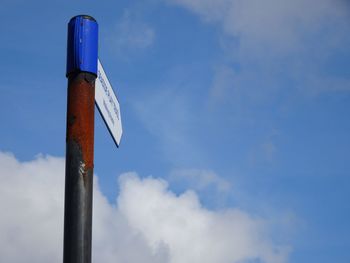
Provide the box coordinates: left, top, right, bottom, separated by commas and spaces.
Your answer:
0, 0, 349, 262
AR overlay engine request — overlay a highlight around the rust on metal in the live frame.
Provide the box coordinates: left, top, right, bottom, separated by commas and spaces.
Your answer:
66, 73, 95, 170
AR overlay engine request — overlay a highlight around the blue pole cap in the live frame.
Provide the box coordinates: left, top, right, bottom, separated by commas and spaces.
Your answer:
66, 15, 98, 77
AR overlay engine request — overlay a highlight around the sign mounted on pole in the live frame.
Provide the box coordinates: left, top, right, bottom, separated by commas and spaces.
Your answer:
95, 59, 123, 147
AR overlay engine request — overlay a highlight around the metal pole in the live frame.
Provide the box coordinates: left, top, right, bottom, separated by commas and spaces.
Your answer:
63, 15, 98, 263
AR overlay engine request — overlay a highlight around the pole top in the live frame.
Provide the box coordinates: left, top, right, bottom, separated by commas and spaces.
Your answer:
70, 14, 96, 22
66, 15, 98, 77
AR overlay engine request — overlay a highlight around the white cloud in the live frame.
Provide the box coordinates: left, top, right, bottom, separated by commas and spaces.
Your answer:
118, 173, 290, 263
170, 0, 349, 54
169, 0, 350, 97
169, 168, 231, 193
0, 152, 64, 262
0, 151, 290, 263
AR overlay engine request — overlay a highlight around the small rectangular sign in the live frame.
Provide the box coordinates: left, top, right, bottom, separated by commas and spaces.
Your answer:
95, 59, 122, 147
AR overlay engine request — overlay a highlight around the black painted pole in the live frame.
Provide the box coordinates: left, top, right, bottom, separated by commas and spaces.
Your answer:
63, 15, 98, 263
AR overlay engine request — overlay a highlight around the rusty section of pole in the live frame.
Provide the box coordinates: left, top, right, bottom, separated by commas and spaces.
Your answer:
63, 15, 98, 263
66, 73, 95, 169
63, 73, 96, 263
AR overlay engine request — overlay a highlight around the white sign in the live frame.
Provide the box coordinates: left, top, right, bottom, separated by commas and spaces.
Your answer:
95, 59, 122, 147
